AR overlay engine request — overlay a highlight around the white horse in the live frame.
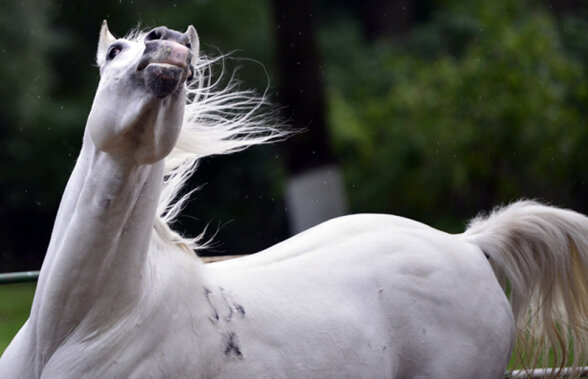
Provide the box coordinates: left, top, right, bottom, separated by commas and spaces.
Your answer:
0, 22, 587, 379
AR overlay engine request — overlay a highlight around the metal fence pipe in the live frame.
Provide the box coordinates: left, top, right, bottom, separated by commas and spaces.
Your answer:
0, 271, 40, 285
0, 256, 244, 286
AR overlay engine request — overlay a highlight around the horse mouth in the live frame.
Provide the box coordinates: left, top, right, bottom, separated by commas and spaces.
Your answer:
137, 60, 189, 73
137, 41, 193, 98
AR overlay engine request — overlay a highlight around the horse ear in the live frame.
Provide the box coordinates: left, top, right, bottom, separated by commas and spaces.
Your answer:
97, 20, 116, 67
186, 25, 199, 65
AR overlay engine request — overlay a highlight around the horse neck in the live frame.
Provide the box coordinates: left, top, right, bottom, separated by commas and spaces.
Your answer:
31, 130, 164, 353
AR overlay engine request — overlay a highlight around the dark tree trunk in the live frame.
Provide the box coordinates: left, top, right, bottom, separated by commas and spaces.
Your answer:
360, 0, 416, 41
545, 0, 588, 16
271, 0, 333, 175
270, 0, 347, 234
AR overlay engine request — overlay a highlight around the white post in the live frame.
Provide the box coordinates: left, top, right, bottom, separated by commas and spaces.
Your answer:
285, 165, 348, 234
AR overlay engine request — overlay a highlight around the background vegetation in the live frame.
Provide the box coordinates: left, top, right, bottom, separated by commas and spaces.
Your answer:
0, 283, 35, 353
0, 0, 587, 269
325, 1, 588, 226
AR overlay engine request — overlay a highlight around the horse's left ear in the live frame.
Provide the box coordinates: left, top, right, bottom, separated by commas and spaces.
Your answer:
186, 25, 199, 65
97, 20, 117, 67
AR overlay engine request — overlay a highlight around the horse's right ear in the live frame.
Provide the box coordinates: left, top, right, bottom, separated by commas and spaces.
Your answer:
97, 20, 116, 67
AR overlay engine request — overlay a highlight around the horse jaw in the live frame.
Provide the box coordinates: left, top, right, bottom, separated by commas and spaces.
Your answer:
87, 22, 198, 165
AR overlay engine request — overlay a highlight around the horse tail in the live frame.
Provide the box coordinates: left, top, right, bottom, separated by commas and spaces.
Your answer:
460, 200, 588, 375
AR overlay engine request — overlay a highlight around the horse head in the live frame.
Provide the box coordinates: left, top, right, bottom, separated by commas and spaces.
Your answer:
87, 21, 199, 164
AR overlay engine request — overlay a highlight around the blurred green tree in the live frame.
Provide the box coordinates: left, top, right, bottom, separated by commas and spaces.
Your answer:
322, 0, 588, 227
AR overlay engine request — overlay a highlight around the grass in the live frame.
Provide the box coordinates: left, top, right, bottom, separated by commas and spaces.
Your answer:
0, 282, 36, 354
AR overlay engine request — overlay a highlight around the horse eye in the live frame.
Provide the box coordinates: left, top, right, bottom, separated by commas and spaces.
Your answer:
186, 42, 192, 49
107, 45, 122, 61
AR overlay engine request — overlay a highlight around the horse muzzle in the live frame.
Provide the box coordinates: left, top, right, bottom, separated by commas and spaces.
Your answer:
137, 40, 194, 98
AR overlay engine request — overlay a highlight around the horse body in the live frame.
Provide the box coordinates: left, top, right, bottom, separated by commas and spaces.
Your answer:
6, 215, 512, 379
205, 214, 513, 378
0, 22, 587, 378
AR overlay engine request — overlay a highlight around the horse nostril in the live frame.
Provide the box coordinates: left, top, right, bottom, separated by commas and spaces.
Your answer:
145, 28, 163, 41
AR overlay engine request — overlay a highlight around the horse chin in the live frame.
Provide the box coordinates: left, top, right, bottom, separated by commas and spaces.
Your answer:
144, 64, 186, 99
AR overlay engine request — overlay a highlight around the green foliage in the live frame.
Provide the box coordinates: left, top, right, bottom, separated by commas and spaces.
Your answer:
0, 283, 35, 354
322, 1, 588, 225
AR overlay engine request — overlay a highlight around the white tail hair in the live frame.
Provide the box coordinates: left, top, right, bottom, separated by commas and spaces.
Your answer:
152, 52, 289, 252
462, 200, 588, 377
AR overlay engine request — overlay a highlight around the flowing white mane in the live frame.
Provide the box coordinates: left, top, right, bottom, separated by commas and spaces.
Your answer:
116, 33, 288, 252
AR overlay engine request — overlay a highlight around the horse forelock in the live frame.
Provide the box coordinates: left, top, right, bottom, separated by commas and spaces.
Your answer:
122, 25, 148, 43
